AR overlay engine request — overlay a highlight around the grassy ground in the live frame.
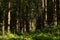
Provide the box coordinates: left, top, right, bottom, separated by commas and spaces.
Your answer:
0, 25, 60, 40
0, 31, 60, 40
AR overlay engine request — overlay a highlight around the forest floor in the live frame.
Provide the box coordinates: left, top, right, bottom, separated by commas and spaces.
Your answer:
0, 25, 60, 40
0, 31, 60, 40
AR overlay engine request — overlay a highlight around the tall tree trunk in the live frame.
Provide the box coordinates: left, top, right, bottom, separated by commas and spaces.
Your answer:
21, 19, 24, 33
56, 0, 59, 25
2, 10, 5, 39
8, 0, 10, 33
44, 0, 48, 27
16, 8, 19, 32
52, 0, 57, 28
23, 21, 26, 32
42, 0, 45, 27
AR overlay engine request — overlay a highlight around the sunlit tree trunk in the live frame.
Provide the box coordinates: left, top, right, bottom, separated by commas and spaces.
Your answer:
42, 0, 44, 14
29, 20, 32, 31
8, 0, 10, 32
29, 19, 36, 32
44, 0, 48, 27
42, 0, 44, 24
52, 0, 57, 28
2, 10, 5, 39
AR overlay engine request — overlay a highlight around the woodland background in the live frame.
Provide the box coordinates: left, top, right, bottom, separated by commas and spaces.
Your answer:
0, 0, 60, 40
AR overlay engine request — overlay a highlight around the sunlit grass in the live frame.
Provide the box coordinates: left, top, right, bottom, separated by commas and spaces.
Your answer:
0, 32, 60, 40
0, 25, 60, 40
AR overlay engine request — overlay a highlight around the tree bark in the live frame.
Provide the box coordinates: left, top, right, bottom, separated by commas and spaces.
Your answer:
2, 10, 5, 39
16, 8, 19, 32
42, 0, 46, 27
44, 0, 48, 27
8, 0, 10, 33
52, 0, 57, 28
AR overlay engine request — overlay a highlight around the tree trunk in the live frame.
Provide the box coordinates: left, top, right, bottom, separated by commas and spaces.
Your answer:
29, 19, 36, 32
23, 21, 26, 32
2, 10, 5, 39
52, 0, 57, 28
42, 0, 45, 27
44, 0, 48, 27
16, 8, 19, 32
21, 19, 24, 33
16, 18, 19, 32
2, 19, 5, 39
8, 0, 10, 33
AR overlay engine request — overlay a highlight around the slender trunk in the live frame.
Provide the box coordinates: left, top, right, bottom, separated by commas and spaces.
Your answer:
42, 0, 45, 27
44, 0, 48, 27
42, 0, 44, 10
16, 19, 19, 32
2, 19, 5, 39
2, 20, 5, 35
21, 20, 26, 33
52, 0, 57, 28
2, 10, 5, 39
16, 8, 19, 32
23, 21, 26, 32
29, 20, 31, 31
21, 19, 24, 33
8, 0, 10, 32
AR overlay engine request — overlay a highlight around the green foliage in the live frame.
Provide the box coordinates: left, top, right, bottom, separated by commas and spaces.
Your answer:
0, 30, 60, 40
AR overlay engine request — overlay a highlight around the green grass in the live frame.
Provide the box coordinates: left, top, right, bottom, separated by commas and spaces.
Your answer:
0, 32, 60, 40
0, 25, 60, 40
